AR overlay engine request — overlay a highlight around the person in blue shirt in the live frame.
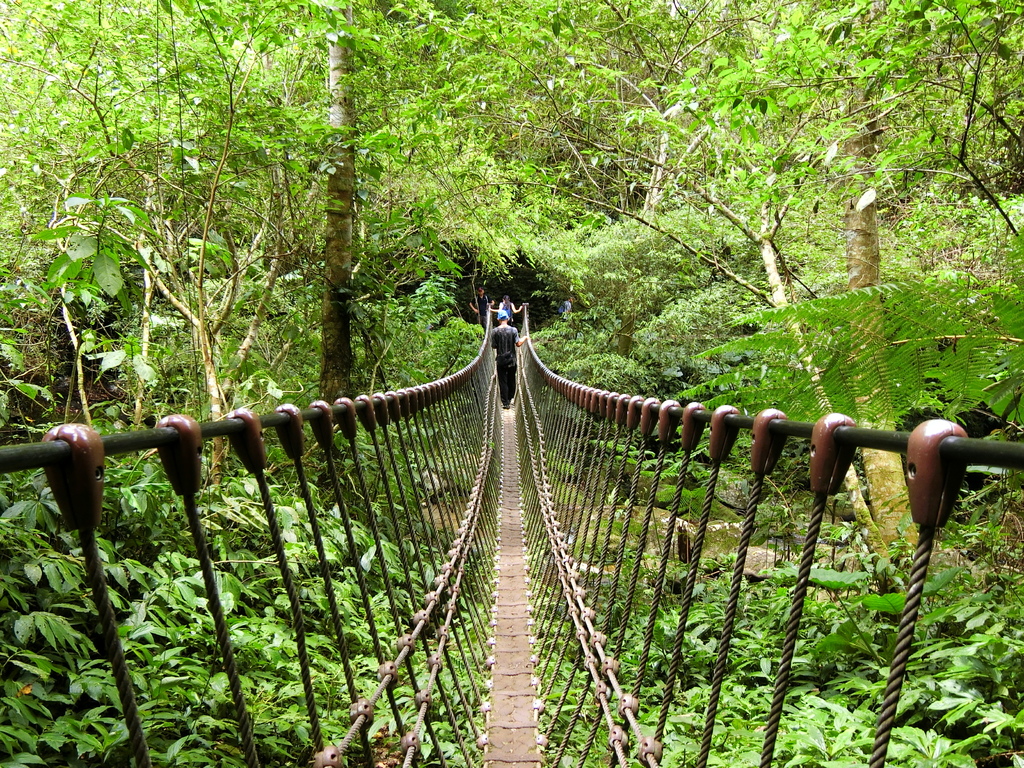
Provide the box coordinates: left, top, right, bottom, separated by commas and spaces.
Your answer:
493, 295, 522, 326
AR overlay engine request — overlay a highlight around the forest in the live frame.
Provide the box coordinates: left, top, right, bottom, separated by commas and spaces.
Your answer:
1, 0, 1024, 764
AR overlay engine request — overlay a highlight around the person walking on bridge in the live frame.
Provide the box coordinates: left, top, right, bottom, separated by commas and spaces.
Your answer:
492, 309, 528, 409
470, 286, 493, 330
492, 294, 522, 326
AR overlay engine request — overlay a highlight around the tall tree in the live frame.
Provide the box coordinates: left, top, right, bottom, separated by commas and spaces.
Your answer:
321, 4, 358, 399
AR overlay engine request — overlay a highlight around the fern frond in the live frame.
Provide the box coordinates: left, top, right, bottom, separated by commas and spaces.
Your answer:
682, 278, 1023, 423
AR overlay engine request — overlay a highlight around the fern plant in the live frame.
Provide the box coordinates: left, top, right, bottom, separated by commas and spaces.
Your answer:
683, 277, 1024, 425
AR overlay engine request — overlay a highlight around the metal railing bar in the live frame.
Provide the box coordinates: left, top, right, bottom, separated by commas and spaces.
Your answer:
0, 388, 479, 472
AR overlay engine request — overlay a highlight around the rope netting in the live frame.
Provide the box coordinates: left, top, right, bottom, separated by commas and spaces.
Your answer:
1, 333, 503, 767
4, 306, 1024, 768
513, 308, 1024, 768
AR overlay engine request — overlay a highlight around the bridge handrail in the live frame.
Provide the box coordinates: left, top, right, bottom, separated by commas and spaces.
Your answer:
0, 321, 498, 768
0, 323, 492, 474
521, 313, 1024, 471
518, 303, 1021, 768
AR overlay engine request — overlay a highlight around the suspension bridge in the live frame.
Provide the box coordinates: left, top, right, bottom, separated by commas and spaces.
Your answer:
3, 308, 1024, 768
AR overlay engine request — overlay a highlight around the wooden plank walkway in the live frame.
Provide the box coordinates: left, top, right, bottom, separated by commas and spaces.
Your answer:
484, 407, 541, 767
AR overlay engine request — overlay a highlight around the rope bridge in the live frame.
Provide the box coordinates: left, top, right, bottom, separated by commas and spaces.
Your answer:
2, 308, 1023, 768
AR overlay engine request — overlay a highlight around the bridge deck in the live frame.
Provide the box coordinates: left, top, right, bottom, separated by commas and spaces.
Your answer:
484, 408, 541, 767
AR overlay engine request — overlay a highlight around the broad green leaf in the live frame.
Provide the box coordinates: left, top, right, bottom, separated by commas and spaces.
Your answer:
64, 196, 92, 209
14, 382, 49, 400
93, 251, 124, 296
91, 349, 126, 373
209, 672, 229, 695
23, 563, 42, 585
809, 568, 868, 590
862, 593, 905, 613
816, 632, 853, 654
13, 615, 34, 644
68, 234, 98, 261
3, 753, 47, 766
165, 736, 189, 762
923, 567, 963, 597
132, 356, 157, 383
34, 225, 80, 241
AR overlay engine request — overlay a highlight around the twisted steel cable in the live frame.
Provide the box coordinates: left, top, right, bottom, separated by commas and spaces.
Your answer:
633, 448, 695, 696
759, 491, 829, 768
612, 437, 668, 656
327, 375, 500, 762
869, 524, 937, 768
518, 358, 659, 768
695, 474, 766, 768
656, 461, 723, 742
321, 429, 406, 734
252, 470, 323, 750
182, 493, 262, 768
80, 527, 153, 768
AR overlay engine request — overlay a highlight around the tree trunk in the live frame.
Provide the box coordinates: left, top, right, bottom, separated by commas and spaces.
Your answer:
320, 7, 357, 399
759, 203, 789, 307
842, 37, 913, 554
617, 311, 636, 356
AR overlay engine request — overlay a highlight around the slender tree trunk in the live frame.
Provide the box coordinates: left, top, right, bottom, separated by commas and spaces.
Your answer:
132, 270, 154, 427
844, 194, 910, 551
759, 203, 789, 307
616, 311, 636, 356
320, 6, 357, 399
643, 131, 670, 214
842, 10, 913, 553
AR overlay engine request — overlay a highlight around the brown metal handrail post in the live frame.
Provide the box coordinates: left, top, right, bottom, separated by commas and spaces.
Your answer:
869, 420, 968, 768
43, 424, 153, 768
758, 413, 856, 768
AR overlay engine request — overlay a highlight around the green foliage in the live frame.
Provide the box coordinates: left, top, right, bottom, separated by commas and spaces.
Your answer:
684, 278, 1024, 422
0, 421, 481, 767
540, 519, 1024, 768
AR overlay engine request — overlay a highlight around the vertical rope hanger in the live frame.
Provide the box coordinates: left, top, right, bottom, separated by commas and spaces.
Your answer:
655, 405, 741, 741
632, 402, 706, 694
156, 414, 262, 768
386, 390, 486, 752
225, 408, 323, 752
360, 393, 451, 768
274, 404, 373, 768
43, 425, 153, 768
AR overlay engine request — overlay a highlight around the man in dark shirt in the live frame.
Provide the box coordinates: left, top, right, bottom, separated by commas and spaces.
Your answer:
491, 309, 528, 409
469, 286, 493, 330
